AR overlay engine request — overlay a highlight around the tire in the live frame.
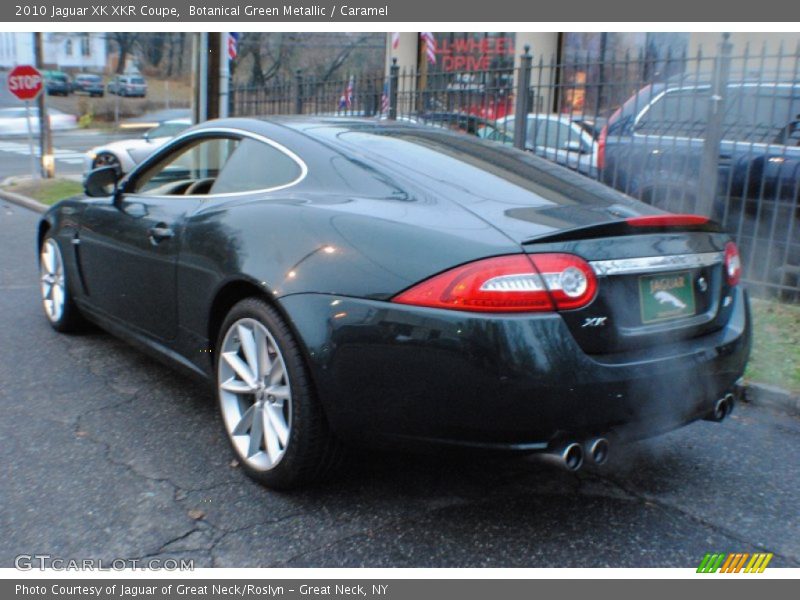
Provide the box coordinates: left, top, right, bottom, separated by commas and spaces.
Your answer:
215, 297, 342, 489
39, 236, 86, 333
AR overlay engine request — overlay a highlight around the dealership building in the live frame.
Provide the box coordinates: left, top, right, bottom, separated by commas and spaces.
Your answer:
385, 32, 800, 115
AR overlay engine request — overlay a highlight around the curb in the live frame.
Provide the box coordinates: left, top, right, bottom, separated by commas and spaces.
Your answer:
743, 382, 800, 416
0, 188, 47, 214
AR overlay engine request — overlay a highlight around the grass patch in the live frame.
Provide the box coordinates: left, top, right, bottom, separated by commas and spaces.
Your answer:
2, 178, 83, 206
746, 298, 800, 393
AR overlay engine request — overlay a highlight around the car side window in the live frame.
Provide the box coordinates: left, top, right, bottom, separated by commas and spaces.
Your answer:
533, 120, 580, 150
722, 86, 800, 144
209, 138, 303, 194
636, 89, 708, 138
131, 137, 240, 196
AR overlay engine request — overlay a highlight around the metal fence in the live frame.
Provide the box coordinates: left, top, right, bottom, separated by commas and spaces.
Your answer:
230, 35, 800, 301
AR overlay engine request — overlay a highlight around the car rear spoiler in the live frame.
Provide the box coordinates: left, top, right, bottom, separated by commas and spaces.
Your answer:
521, 214, 722, 245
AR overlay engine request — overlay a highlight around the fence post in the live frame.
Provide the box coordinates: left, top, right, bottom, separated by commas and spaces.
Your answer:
388, 58, 399, 120
514, 45, 533, 151
696, 33, 733, 217
294, 69, 304, 115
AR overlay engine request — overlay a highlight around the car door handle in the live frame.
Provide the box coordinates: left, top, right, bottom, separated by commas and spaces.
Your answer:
148, 225, 174, 242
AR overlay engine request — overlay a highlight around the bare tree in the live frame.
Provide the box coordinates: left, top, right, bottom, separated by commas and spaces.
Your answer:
107, 32, 141, 74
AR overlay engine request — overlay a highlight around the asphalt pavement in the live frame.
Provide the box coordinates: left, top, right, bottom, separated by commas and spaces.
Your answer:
1, 203, 799, 568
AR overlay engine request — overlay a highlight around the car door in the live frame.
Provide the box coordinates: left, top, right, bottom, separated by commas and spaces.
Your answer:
77, 134, 240, 341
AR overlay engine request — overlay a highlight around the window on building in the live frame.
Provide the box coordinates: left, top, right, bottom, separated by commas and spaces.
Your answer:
65, 39, 73, 56
80, 34, 90, 57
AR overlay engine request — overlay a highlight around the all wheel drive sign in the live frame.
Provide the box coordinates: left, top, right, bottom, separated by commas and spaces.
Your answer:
7, 65, 43, 101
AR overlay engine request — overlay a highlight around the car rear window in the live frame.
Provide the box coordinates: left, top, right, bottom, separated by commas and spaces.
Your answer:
130, 77, 145, 84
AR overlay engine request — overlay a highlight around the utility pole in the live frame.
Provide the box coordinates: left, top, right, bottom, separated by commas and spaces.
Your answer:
34, 32, 54, 178
193, 33, 222, 123
206, 32, 221, 120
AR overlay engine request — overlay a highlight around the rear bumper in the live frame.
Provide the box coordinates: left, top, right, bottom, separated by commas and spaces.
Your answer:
279, 287, 751, 451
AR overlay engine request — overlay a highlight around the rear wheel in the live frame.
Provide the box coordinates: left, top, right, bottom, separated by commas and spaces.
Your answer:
40, 236, 85, 333
216, 297, 341, 489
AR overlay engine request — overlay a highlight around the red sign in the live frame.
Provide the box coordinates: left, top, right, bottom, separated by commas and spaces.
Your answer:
436, 36, 515, 72
7, 65, 43, 101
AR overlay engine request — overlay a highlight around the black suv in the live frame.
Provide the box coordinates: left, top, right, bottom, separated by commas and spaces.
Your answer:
600, 78, 800, 289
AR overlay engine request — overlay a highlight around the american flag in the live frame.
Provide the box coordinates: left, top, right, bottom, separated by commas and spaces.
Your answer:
420, 32, 436, 65
227, 32, 239, 60
338, 75, 354, 111
380, 80, 390, 114
391, 32, 400, 50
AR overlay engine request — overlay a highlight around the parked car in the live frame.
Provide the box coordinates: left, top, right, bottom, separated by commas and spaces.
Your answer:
0, 106, 77, 135
44, 71, 72, 96
85, 118, 191, 172
107, 75, 147, 98
480, 114, 599, 177
40, 117, 750, 489
600, 77, 800, 285
72, 73, 105, 97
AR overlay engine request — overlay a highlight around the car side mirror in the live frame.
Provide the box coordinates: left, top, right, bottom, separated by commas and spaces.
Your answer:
84, 166, 120, 198
563, 140, 587, 154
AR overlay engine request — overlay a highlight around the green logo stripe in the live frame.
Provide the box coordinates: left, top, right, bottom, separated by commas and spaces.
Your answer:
697, 554, 713, 573
711, 554, 726, 572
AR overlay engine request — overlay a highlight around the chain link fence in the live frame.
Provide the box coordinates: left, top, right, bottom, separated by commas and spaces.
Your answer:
230, 35, 800, 301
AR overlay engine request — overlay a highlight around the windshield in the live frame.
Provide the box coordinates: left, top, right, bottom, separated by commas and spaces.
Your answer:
146, 122, 189, 139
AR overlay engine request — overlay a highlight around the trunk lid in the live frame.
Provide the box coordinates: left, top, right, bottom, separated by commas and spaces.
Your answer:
525, 228, 735, 354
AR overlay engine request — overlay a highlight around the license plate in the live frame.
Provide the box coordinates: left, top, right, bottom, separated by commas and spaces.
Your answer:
638, 271, 696, 324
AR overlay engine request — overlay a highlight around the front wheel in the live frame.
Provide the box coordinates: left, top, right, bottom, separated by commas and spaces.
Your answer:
40, 236, 85, 332
216, 298, 342, 489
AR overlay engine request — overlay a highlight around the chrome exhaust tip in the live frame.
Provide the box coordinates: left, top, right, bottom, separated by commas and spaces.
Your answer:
706, 393, 735, 422
585, 437, 610, 465
541, 442, 584, 472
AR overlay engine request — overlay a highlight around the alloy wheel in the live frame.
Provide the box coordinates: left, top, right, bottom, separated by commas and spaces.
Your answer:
40, 239, 65, 323
218, 318, 292, 471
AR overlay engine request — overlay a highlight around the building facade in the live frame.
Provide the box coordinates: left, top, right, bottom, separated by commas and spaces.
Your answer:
0, 33, 106, 71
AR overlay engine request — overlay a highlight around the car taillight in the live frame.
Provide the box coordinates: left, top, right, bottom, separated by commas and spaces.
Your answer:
391, 254, 597, 313
724, 241, 741, 286
597, 125, 607, 170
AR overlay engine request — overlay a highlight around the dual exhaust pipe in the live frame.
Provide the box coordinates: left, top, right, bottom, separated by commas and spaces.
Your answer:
536, 392, 736, 472
538, 437, 610, 472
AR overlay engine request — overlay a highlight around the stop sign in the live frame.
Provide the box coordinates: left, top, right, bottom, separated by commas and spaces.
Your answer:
7, 65, 43, 101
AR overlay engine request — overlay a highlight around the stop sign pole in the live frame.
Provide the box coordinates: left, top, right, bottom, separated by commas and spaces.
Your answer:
34, 33, 54, 179
6, 63, 44, 179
